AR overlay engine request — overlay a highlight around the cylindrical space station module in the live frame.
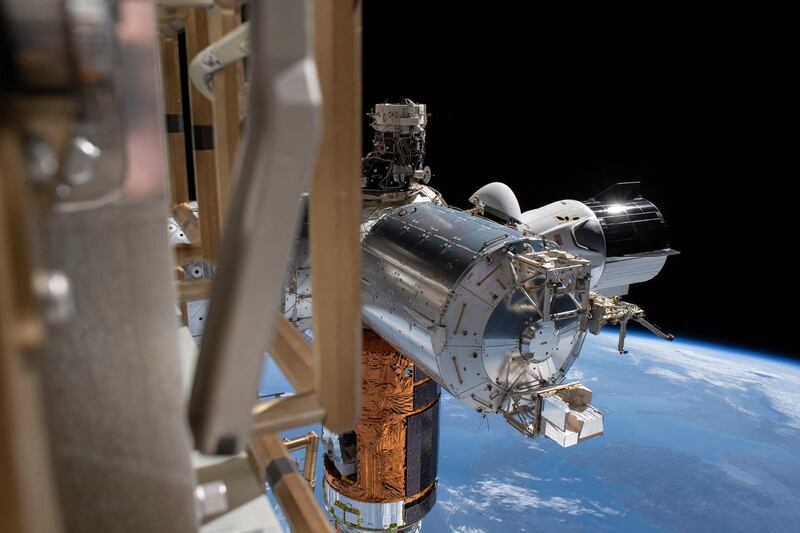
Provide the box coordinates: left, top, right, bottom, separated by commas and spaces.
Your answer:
360, 201, 593, 424
322, 331, 439, 533
283, 100, 675, 531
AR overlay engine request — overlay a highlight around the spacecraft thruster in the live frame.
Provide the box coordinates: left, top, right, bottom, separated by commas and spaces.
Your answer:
283, 100, 676, 532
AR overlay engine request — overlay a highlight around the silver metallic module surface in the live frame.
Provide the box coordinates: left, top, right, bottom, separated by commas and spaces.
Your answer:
361, 202, 592, 426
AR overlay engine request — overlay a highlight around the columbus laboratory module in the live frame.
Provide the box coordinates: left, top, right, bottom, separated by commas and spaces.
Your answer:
282, 101, 676, 532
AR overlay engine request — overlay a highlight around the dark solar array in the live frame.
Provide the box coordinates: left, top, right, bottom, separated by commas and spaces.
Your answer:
413, 379, 439, 410
405, 401, 440, 497
404, 483, 437, 524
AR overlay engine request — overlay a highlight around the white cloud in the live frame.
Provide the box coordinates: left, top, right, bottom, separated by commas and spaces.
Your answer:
474, 479, 618, 516
644, 367, 690, 383
513, 471, 545, 481
439, 478, 621, 520
526, 440, 545, 452
567, 367, 585, 382
598, 333, 800, 429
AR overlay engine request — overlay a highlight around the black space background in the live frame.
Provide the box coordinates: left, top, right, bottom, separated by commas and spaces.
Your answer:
363, 4, 793, 358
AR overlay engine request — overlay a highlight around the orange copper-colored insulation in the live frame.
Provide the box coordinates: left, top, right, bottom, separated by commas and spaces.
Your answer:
325, 330, 416, 502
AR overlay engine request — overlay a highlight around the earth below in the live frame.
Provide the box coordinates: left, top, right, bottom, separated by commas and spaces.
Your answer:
260, 331, 800, 533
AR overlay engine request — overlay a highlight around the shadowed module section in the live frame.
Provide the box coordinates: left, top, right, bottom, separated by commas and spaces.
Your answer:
322, 330, 439, 533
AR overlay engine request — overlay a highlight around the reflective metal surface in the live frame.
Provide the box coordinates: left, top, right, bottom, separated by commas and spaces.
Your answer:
323, 478, 409, 533
361, 202, 593, 427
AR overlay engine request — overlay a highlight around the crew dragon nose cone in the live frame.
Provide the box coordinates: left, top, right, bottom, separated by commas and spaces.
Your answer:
469, 182, 523, 223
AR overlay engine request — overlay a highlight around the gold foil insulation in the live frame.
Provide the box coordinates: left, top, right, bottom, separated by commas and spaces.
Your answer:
324, 330, 438, 504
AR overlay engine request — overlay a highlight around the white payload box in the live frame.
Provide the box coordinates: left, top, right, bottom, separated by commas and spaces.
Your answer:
539, 384, 604, 447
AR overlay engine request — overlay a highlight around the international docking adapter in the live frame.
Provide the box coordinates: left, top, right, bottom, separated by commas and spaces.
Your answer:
280, 101, 676, 532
